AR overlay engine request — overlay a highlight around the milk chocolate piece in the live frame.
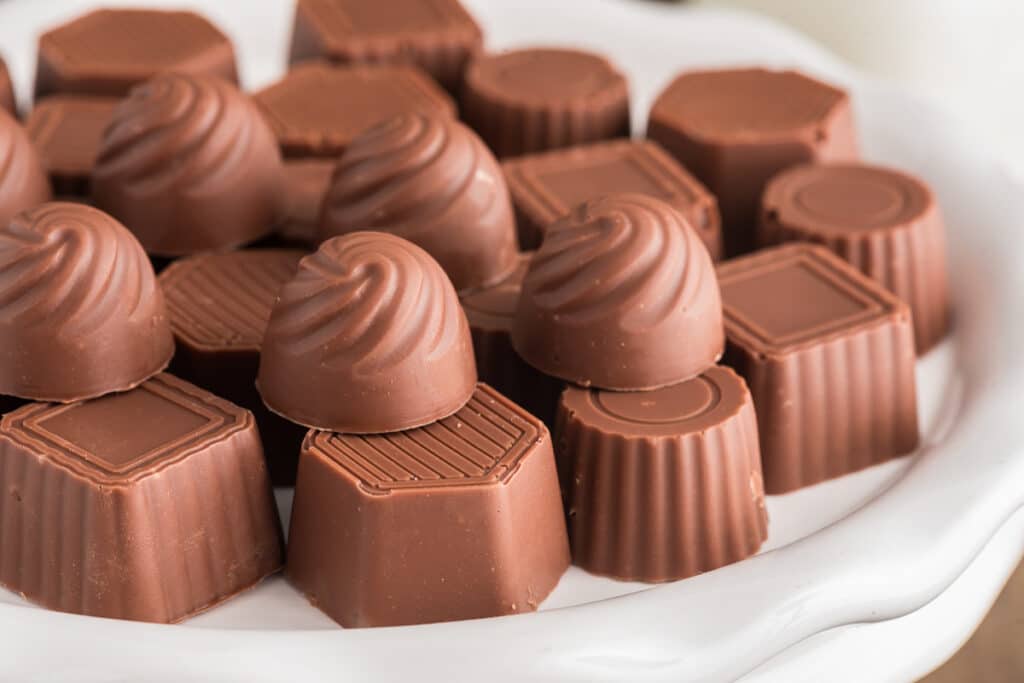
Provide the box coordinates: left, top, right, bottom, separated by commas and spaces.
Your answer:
556, 366, 767, 582
287, 383, 569, 627
258, 232, 477, 433
0, 373, 283, 623
718, 244, 919, 493
254, 62, 455, 158
0, 110, 51, 226
462, 48, 630, 158
0, 57, 14, 115
319, 111, 518, 291
159, 250, 308, 485
648, 68, 859, 256
34, 9, 238, 99
760, 163, 951, 354
26, 96, 118, 196
289, 0, 483, 93
0, 203, 173, 402
513, 193, 723, 390
279, 159, 335, 246
92, 73, 283, 257
503, 139, 722, 255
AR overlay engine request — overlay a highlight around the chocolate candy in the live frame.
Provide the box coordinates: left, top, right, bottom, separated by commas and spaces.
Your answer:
0, 57, 13, 115
760, 163, 951, 354
0, 109, 51, 226
556, 365, 767, 582
258, 232, 477, 433
462, 48, 630, 158
718, 244, 919, 493
0, 373, 283, 623
513, 193, 723, 390
648, 68, 859, 256
503, 138, 722, 255
0, 203, 173, 402
92, 73, 283, 257
254, 62, 455, 158
26, 96, 118, 196
289, 0, 483, 93
287, 383, 569, 627
159, 250, 308, 485
319, 111, 519, 292
279, 159, 334, 246
34, 9, 238, 99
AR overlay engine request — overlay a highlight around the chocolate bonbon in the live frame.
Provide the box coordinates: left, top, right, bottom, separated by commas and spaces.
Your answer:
556, 365, 767, 582
289, 0, 483, 93
287, 383, 569, 627
279, 159, 335, 246
503, 138, 722, 255
34, 9, 238, 99
718, 244, 919, 493
319, 111, 519, 292
513, 193, 723, 390
0, 57, 13, 115
0, 202, 173, 402
0, 373, 283, 623
254, 62, 455, 158
92, 73, 283, 256
648, 68, 858, 256
0, 109, 51, 226
462, 48, 630, 158
759, 162, 951, 354
258, 232, 477, 433
26, 96, 118, 196
159, 249, 308, 485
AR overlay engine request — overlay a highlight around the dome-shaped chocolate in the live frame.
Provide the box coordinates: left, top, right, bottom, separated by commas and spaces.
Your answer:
0, 202, 173, 401
513, 193, 723, 390
92, 73, 283, 256
0, 109, 52, 227
318, 111, 518, 292
257, 231, 477, 433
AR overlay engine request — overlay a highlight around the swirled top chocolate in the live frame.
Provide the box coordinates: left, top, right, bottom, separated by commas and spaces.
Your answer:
0, 202, 173, 402
319, 112, 518, 292
0, 109, 52, 226
513, 193, 723, 390
91, 73, 283, 256
257, 232, 477, 433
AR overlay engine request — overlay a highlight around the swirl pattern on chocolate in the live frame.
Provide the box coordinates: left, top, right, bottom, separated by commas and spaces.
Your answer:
0, 110, 52, 227
319, 111, 518, 292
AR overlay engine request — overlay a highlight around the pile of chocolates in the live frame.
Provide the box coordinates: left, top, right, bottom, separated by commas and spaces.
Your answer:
0, 0, 950, 628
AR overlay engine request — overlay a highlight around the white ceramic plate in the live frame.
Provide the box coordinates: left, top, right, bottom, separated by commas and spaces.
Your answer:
2, 1, 1023, 681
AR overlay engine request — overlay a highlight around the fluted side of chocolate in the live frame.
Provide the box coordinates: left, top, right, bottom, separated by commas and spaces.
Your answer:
92, 73, 282, 256
760, 163, 950, 354
0, 109, 52, 226
0, 202, 172, 402
258, 232, 476, 433
319, 112, 518, 291
513, 193, 723, 390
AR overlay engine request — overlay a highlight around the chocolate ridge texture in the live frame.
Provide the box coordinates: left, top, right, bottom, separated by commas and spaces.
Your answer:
0, 109, 52, 226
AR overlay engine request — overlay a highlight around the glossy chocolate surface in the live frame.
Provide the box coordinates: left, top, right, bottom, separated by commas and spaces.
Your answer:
26, 96, 118, 196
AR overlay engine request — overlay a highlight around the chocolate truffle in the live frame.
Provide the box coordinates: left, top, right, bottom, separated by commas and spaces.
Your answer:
0, 109, 51, 226
0, 57, 13, 115
258, 232, 477, 433
513, 193, 723, 391
556, 365, 767, 582
319, 111, 519, 292
26, 96, 118, 196
647, 68, 859, 256
287, 383, 569, 627
503, 138, 722, 255
759, 163, 951, 354
462, 48, 630, 158
718, 244, 919, 493
279, 159, 335, 245
0, 373, 284, 623
0, 202, 173, 402
92, 73, 283, 256
253, 62, 455, 158
159, 250, 308, 485
289, 0, 483, 93
34, 9, 238, 99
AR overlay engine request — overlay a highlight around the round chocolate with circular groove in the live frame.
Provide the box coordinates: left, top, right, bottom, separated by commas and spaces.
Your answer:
319, 111, 518, 292
257, 231, 477, 433
512, 193, 724, 391
0, 109, 52, 227
91, 73, 283, 256
0, 202, 173, 402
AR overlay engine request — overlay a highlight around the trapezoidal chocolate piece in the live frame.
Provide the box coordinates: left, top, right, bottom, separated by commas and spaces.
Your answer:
26, 96, 119, 196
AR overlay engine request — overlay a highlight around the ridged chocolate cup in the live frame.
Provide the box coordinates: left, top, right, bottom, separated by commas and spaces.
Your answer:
0, 109, 52, 226
556, 365, 768, 582
462, 47, 630, 158
26, 96, 118, 197
0, 57, 13, 115
759, 162, 951, 354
